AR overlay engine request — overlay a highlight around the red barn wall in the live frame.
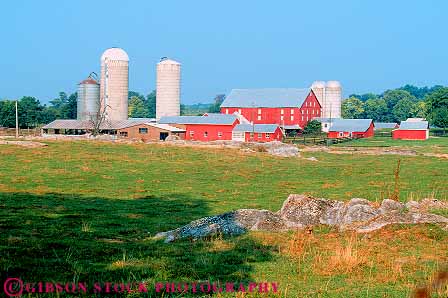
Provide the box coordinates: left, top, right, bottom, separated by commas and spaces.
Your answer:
220, 91, 321, 128
243, 127, 283, 142
185, 121, 239, 141
327, 122, 374, 139
392, 129, 428, 140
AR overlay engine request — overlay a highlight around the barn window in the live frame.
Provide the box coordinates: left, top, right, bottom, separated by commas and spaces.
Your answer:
306, 110, 309, 114
281, 109, 284, 115
257, 115, 261, 121
314, 102, 316, 107
339, 132, 343, 137
258, 109, 261, 114
250, 132, 254, 138
291, 116, 294, 121
302, 116, 304, 121
265, 133, 271, 139
258, 133, 262, 138
120, 131, 128, 137
190, 131, 194, 137
225, 109, 229, 114
312, 110, 314, 115
139, 128, 148, 134
218, 132, 222, 138
291, 109, 294, 114
204, 131, 208, 137
238, 109, 241, 114
280, 115, 284, 121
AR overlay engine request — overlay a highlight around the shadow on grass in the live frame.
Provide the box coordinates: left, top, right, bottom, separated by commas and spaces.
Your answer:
0, 192, 276, 297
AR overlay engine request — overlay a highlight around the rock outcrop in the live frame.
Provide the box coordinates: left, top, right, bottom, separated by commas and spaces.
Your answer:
154, 195, 448, 242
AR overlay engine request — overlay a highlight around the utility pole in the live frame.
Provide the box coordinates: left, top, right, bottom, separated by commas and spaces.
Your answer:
15, 100, 19, 138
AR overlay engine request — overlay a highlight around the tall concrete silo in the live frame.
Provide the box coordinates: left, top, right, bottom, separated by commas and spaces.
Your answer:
77, 75, 100, 120
100, 47, 129, 121
325, 81, 342, 118
311, 81, 326, 110
156, 57, 181, 121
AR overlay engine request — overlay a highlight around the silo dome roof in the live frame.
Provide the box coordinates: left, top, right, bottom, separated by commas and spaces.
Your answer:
101, 47, 129, 61
158, 57, 180, 65
326, 81, 341, 88
78, 78, 99, 85
311, 81, 326, 88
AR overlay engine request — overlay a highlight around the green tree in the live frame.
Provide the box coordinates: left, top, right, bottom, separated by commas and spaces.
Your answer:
303, 120, 322, 135
128, 96, 147, 118
425, 87, 448, 128
0, 100, 16, 127
342, 97, 364, 119
392, 98, 415, 121
145, 91, 156, 118
382, 90, 416, 111
208, 94, 226, 113
67, 92, 77, 119
18, 96, 44, 128
363, 98, 388, 121
411, 101, 427, 118
49, 92, 77, 119
348, 93, 378, 102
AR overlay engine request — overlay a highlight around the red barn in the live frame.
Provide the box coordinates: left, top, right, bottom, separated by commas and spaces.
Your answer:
220, 88, 322, 130
392, 120, 429, 140
159, 114, 239, 141
232, 124, 283, 142
327, 119, 374, 138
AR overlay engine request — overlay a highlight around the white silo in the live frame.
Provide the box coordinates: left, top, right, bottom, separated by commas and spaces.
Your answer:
100, 47, 129, 121
77, 75, 100, 120
325, 81, 342, 118
156, 57, 181, 121
311, 81, 326, 110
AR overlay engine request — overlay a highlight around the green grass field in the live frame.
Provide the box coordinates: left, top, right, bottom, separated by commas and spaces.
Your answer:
0, 140, 447, 297
334, 136, 448, 154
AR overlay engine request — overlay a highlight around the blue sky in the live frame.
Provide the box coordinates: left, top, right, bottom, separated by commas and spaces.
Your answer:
1, 0, 447, 104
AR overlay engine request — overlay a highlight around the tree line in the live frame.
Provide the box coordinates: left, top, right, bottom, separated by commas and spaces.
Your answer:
342, 84, 448, 127
0, 91, 226, 128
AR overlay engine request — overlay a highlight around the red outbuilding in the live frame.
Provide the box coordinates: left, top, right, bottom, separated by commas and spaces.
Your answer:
220, 88, 321, 130
231, 124, 283, 142
327, 119, 374, 139
158, 114, 240, 141
392, 120, 429, 140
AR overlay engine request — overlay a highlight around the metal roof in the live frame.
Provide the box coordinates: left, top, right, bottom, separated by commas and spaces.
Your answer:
221, 88, 312, 108
146, 123, 185, 132
313, 117, 334, 122
283, 125, 302, 130
233, 124, 279, 133
329, 119, 373, 132
159, 114, 238, 125
42, 118, 155, 130
374, 122, 398, 129
398, 120, 428, 130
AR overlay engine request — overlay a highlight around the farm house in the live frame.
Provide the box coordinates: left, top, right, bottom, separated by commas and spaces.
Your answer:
41, 119, 185, 141
220, 88, 322, 131
232, 124, 283, 142
327, 119, 374, 139
392, 119, 429, 140
159, 114, 240, 141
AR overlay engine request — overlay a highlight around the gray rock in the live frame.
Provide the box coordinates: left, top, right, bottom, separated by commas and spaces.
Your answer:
405, 200, 420, 212
379, 199, 406, 214
154, 194, 448, 242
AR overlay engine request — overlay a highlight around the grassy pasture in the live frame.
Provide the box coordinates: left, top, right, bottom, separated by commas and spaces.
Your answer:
0, 140, 447, 297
